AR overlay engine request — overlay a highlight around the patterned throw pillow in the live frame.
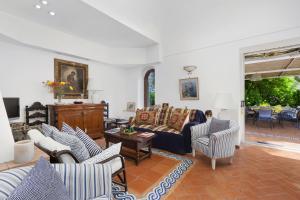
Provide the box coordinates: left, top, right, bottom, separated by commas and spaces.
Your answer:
135, 110, 157, 125
158, 106, 173, 125
8, 157, 71, 200
61, 122, 76, 135
42, 123, 59, 137
52, 129, 90, 162
83, 142, 122, 164
167, 111, 190, 131
76, 127, 102, 157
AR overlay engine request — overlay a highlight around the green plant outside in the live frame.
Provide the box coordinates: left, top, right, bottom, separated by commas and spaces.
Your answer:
245, 76, 300, 107
149, 92, 155, 106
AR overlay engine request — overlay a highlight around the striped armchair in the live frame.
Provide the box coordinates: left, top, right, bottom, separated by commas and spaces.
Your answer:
191, 120, 239, 170
0, 163, 112, 200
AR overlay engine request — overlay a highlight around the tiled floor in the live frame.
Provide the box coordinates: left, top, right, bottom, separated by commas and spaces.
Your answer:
120, 153, 179, 198
97, 139, 300, 199
166, 145, 300, 200
246, 121, 300, 144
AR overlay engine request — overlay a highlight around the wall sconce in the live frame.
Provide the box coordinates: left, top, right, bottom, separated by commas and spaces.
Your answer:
183, 65, 197, 77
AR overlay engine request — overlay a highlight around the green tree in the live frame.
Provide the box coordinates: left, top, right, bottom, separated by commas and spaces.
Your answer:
245, 77, 300, 107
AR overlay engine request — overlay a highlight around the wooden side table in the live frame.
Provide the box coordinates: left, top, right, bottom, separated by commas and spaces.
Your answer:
0, 147, 49, 172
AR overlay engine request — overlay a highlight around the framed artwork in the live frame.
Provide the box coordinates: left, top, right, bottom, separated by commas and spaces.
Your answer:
126, 102, 136, 112
54, 59, 88, 99
179, 77, 199, 100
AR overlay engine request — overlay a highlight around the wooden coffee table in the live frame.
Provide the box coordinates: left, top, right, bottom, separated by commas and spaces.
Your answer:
104, 130, 155, 165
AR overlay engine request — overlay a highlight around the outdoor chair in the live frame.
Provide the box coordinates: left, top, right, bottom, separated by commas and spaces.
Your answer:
191, 120, 239, 170
255, 109, 275, 128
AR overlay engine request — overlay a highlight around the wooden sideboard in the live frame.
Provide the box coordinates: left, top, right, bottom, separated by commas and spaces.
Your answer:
48, 104, 104, 139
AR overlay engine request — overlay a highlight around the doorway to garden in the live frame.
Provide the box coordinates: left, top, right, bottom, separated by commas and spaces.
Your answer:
244, 46, 300, 151
144, 69, 155, 107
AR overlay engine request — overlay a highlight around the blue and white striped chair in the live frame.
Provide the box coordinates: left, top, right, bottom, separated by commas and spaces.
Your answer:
0, 163, 112, 200
191, 120, 239, 170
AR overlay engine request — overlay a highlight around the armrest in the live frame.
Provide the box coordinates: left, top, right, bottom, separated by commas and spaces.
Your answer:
190, 121, 211, 141
209, 124, 239, 158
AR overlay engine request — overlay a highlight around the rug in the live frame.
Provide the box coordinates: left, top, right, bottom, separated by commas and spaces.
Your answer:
112, 149, 193, 200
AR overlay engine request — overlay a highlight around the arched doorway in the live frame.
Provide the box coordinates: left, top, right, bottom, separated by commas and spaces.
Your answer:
144, 69, 155, 107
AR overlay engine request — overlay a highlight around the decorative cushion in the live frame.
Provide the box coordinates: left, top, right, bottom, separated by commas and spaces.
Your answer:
27, 129, 46, 143
61, 122, 76, 135
39, 137, 71, 152
42, 123, 59, 137
167, 110, 189, 131
157, 106, 173, 125
51, 163, 112, 200
135, 110, 157, 125
75, 127, 102, 157
0, 166, 32, 199
8, 157, 71, 200
83, 142, 122, 165
52, 129, 90, 162
208, 117, 230, 135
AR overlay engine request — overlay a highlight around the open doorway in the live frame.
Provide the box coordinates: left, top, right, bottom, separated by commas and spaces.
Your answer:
244, 46, 300, 151
144, 69, 155, 107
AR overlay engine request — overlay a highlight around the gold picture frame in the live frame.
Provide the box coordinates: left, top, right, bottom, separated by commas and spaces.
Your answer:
179, 77, 199, 100
54, 59, 88, 99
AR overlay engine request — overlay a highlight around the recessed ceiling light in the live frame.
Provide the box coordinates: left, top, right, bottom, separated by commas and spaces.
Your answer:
35, 4, 41, 9
41, 0, 48, 5
49, 11, 55, 16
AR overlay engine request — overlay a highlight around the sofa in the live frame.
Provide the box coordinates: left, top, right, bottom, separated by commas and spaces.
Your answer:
0, 162, 112, 200
130, 104, 206, 154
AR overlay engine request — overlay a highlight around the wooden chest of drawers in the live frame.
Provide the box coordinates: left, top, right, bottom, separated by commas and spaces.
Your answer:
48, 104, 104, 139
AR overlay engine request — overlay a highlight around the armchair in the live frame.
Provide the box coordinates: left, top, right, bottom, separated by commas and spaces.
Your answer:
191, 120, 239, 170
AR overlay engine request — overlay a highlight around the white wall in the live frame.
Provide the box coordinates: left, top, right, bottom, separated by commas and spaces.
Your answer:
156, 27, 300, 144
0, 40, 138, 122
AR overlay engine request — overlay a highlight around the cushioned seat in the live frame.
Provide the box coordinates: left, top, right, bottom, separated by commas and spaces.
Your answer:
197, 137, 210, 146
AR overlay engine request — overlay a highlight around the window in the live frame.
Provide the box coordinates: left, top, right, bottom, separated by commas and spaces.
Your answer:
144, 69, 155, 107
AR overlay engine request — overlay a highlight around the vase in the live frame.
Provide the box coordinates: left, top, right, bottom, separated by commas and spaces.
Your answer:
56, 94, 63, 104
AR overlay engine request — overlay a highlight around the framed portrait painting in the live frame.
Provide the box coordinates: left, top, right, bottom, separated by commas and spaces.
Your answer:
179, 77, 199, 100
54, 59, 88, 99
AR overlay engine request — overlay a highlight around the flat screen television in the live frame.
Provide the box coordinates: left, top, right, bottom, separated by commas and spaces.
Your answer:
3, 97, 20, 119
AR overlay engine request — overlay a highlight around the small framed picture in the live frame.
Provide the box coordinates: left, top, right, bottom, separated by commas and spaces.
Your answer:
179, 77, 199, 100
126, 102, 136, 112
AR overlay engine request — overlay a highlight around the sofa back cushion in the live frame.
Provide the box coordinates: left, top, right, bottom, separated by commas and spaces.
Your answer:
157, 106, 173, 125
135, 110, 157, 125
167, 110, 190, 131
208, 117, 230, 134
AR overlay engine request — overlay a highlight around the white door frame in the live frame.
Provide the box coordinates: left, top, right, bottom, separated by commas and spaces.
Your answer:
239, 38, 300, 144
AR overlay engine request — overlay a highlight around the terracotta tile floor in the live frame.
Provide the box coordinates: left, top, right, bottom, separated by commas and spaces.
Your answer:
122, 153, 179, 198
246, 121, 300, 144
97, 139, 300, 199
166, 145, 300, 200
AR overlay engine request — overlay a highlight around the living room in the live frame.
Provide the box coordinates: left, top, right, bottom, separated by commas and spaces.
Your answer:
0, 0, 300, 199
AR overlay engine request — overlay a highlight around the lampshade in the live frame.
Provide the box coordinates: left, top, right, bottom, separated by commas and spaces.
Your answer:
213, 93, 234, 110
0, 91, 14, 163
87, 78, 102, 91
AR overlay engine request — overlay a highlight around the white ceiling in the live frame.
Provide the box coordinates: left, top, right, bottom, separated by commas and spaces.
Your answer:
0, 0, 157, 48
83, 0, 300, 55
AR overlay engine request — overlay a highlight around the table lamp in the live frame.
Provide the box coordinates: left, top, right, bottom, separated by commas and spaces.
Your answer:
87, 78, 103, 103
213, 93, 234, 119
0, 91, 14, 163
